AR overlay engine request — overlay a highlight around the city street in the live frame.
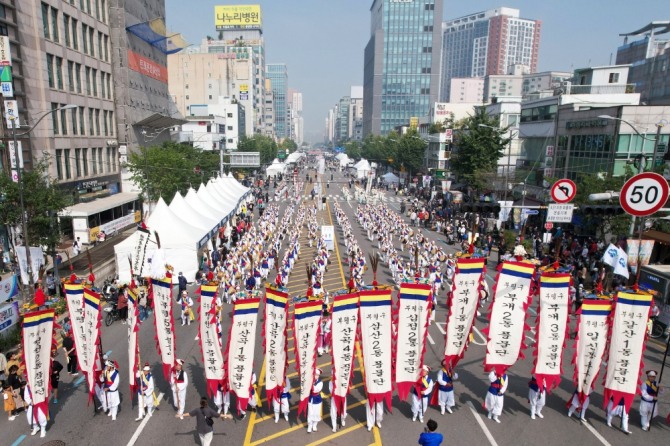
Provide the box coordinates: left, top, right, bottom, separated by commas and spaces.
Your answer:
3, 170, 669, 446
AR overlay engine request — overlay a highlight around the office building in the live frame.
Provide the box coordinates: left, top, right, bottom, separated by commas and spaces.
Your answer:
441, 7, 541, 102
288, 89, 304, 145
349, 86, 364, 141
177, 99, 243, 152
449, 78, 485, 103
262, 78, 275, 139
266, 63, 288, 139
363, 0, 444, 136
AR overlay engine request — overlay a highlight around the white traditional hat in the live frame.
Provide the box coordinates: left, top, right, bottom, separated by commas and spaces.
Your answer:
646, 370, 658, 377
422, 365, 431, 372
315, 368, 323, 376
143, 362, 151, 372
175, 359, 185, 366
105, 360, 115, 368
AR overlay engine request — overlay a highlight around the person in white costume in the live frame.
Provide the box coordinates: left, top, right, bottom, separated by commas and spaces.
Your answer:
213, 383, 230, 415
307, 368, 324, 433
411, 365, 434, 423
485, 371, 508, 423
329, 380, 347, 432
365, 399, 383, 431
104, 360, 121, 421
170, 359, 188, 418
567, 390, 589, 421
639, 370, 660, 431
135, 362, 154, 421
24, 385, 48, 438
606, 396, 631, 434
239, 372, 258, 419
273, 376, 291, 423
436, 361, 458, 414
528, 376, 546, 420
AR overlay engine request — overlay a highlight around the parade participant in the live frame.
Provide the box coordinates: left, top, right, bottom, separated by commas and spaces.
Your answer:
307, 368, 324, 433
62, 330, 78, 376
104, 360, 121, 421
566, 390, 589, 421
640, 370, 660, 431
365, 399, 383, 431
434, 361, 458, 414
177, 397, 232, 446
213, 382, 230, 415
136, 362, 154, 421
418, 419, 444, 446
178, 290, 194, 327
528, 376, 546, 420
50, 349, 63, 404
95, 365, 107, 413
412, 365, 434, 423
171, 359, 188, 418
317, 311, 331, 357
239, 372, 258, 420
485, 371, 508, 423
606, 396, 631, 434
24, 385, 48, 438
329, 380, 347, 432
273, 375, 291, 423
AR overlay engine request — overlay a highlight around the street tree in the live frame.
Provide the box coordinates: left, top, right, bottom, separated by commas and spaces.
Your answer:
0, 155, 70, 252
279, 138, 298, 153
395, 130, 427, 179
125, 142, 219, 202
361, 134, 396, 168
344, 141, 362, 160
237, 135, 278, 165
451, 108, 510, 192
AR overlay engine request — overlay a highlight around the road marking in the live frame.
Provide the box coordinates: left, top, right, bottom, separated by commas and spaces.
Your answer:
10, 435, 26, 446
472, 326, 488, 346
74, 375, 86, 387
435, 321, 446, 335
126, 392, 164, 446
581, 420, 613, 446
525, 335, 536, 344
305, 422, 367, 446
427, 333, 435, 345
466, 401, 499, 446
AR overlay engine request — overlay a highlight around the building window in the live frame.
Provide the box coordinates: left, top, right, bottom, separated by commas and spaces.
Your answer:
56, 149, 63, 180
67, 61, 74, 92
92, 69, 97, 96
98, 147, 104, 173
51, 102, 59, 134
95, 109, 100, 135
106, 74, 111, 99
82, 25, 88, 54
60, 107, 68, 135
64, 148, 71, 179
82, 148, 89, 176
100, 73, 106, 98
101, 0, 107, 23
89, 28, 94, 57
63, 14, 71, 47
75, 63, 82, 93
94, 0, 100, 19
55, 57, 63, 89
46, 54, 54, 88
50, 7, 59, 42
79, 107, 85, 134
88, 108, 94, 135
71, 108, 78, 135
103, 110, 108, 135
106, 147, 111, 172
109, 111, 114, 135
85, 67, 91, 95
72, 19, 78, 50
91, 147, 97, 174
41, 3, 51, 39
104, 35, 109, 61
75, 148, 81, 177
608, 72, 619, 84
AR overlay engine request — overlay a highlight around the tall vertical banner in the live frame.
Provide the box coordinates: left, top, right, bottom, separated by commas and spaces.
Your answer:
443, 259, 486, 367
395, 283, 432, 400
200, 284, 224, 397
262, 287, 289, 408
22, 310, 55, 423
225, 298, 261, 414
603, 291, 653, 411
330, 293, 359, 415
359, 289, 394, 408
64, 282, 86, 367
484, 261, 535, 374
532, 273, 571, 391
127, 286, 140, 394
572, 300, 611, 402
82, 288, 102, 400
292, 300, 322, 416
150, 277, 176, 379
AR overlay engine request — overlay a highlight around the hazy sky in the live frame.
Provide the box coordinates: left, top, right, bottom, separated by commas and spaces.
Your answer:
165, 1, 661, 143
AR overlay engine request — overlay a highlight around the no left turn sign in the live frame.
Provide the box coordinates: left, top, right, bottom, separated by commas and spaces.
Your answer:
620, 172, 669, 217
550, 179, 577, 203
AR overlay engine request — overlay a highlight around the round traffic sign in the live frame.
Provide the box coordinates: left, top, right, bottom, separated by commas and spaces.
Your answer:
550, 179, 577, 203
544, 222, 554, 230
619, 172, 669, 217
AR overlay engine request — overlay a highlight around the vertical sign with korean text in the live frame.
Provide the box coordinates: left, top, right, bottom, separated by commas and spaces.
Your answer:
150, 277, 176, 379
330, 293, 359, 415
200, 285, 224, 397
127, 286, 140, 395
292, 300, 322, 416
225, 298, 260, 414
82, 288, 101, 400
22, 310, 55, 424
603, 291, 653, 411
64, 283, 87, 368
263, 287, 288, 407
573, 300, 611, 402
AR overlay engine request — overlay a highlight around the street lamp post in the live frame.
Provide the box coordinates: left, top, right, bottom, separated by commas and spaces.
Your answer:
8, 104, 78, 308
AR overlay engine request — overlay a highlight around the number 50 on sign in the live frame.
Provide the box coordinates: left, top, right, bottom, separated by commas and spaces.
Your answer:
619, 172, 669, 217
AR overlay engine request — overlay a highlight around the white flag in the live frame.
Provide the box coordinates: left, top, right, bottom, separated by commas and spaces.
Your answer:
601, 244, 619, 268
613, 247, 629, 279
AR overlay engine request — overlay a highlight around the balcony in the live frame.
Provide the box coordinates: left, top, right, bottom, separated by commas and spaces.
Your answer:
564, 84, 635, 95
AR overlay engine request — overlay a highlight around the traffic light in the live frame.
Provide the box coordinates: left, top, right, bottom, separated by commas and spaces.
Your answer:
461, 203, 501, 215
581, 205, 625, 216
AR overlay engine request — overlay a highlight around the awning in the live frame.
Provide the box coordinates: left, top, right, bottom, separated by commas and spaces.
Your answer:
59, 193, 140, 218
134, 113, 187, 129
126, 18, 189, 54
642, 229, 670, 245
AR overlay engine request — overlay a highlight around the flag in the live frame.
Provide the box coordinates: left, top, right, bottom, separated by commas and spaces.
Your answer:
22, 310, 56, 423
330, 292, 359, 417
262, 287, 289, 408
395, 283, 432, 401
601, 244, 619, 267
613, 247, 629, 279
64, 283, 86, 365
150, 277, 176, 379
200, 284, 224, 398
292, 300, 322, 417
572, 300, 611, 403
82, 288, 102, 401
127, 286, 140, 395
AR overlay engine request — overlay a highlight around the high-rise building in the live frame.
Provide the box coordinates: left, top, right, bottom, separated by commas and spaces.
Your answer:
363, 0, 444, 136
349, 86, 364, 141
262, 78, 275, 139
288, 89, 304, 145
266, 63, 288, 139
440, 7, 541, 102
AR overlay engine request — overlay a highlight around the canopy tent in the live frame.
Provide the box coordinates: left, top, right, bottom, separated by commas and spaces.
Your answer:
381, 172, 400, 185
197, 183, 231, 217
285, 152, 304, 164
339, 156, 351, 168
114, 198, 203, 284
266, 159, 286, 178
169, 192, 216, 236
184, 187, 225, 226
335, 153, 348, 161
352, 159, 371, 179
206, 181, 239, 217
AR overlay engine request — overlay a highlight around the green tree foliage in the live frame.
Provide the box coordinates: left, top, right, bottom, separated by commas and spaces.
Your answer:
126, 142, 219, 202
344, 141, 362, 160
237, 135, 278, 165
361, 134, 397, 166
279, 139, 298, 152
451, 108, 510, 191
395, 130, 427, 176
0, 155, 70, 250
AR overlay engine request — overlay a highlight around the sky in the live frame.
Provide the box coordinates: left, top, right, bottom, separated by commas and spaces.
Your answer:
165, 0, 661, 143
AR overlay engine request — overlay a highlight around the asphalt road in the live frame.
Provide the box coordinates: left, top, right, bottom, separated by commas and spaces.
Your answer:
4, 168, 669, 446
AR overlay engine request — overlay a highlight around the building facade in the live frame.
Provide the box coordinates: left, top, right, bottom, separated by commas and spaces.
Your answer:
363, 0, 444, 136
440, 7, 541, 102
266, 63, 288, 139
449, 78, 484, 103
262, 78, 275, 139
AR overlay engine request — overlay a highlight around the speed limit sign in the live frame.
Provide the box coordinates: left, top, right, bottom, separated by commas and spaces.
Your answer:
619, 172, 669, 217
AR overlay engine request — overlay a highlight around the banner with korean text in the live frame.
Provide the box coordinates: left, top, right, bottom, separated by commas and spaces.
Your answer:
127, 286, 140, 395
225, 298, 260, 415
64, 282, 86, 368
262, 287, 289, 408
82, 288, 102, 400
22, 309, 55, 423
200, 285, 224, 397
444, 259, 486, 367
359, 288, 394, 408
150, 277, 176, 379
533, 273, 571, 391
331, 293, 359, 416
572, 300, 611, 402
395, 283, 432, 400
603, 291, 653, 412
484, 261, 535, 374
293, 300, 322, 416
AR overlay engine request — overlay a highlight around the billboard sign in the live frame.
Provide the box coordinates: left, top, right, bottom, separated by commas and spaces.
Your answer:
230, 152, 260, 167
0, 36, 11, 66
215, 5, 262, 30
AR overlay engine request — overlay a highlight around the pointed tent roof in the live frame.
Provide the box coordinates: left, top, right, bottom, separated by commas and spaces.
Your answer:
184, 188, 226, 225
169, 191, 217, 234
147, 197, 201, 249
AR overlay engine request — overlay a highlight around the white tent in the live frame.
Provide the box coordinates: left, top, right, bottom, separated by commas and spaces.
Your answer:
338, 155, 351, 168
169, 192, 216, 236
352, 159, 371, 179
184, 188, 225, 226
207, 180, 239, 217
266, 159, 286, 178
114, 197, 203, 284
335, 153, 348, 161
197, 183, 231, 218
382, 172, 400, 185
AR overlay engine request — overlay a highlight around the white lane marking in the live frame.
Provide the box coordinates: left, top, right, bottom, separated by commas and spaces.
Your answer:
127, 392, 165, 446
472, 325, 488, 346
581, 419, 613, 446
525, 335, 536, 344
427, 333, 435, 345
435, 321, 446, 335
528, 306, 537, 316
466, 401, 499, 446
